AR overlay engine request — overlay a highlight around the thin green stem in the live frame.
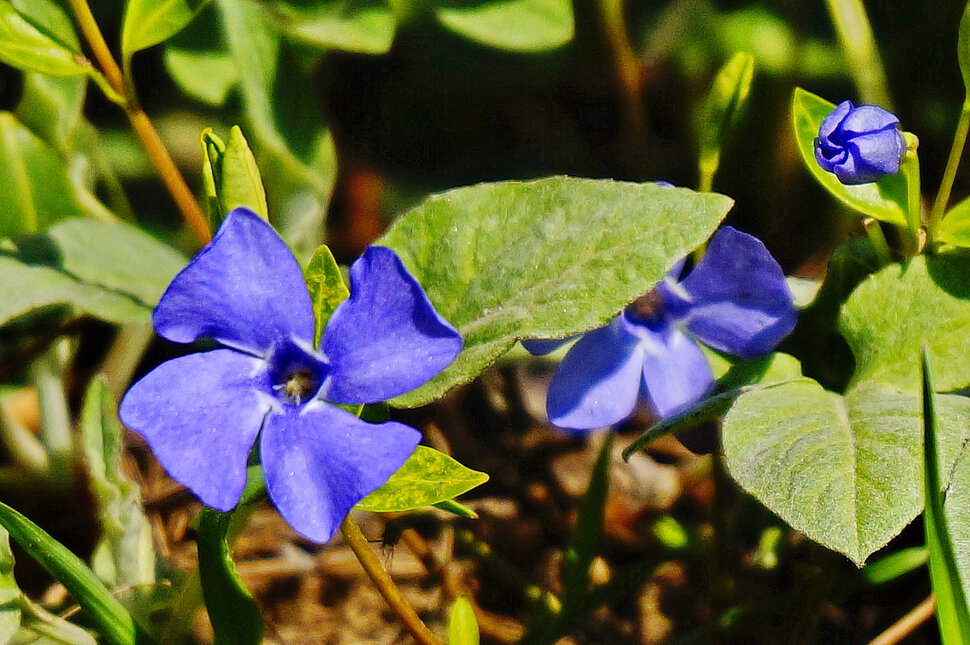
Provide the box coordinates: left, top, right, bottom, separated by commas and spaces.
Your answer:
863, 218, 892, 266
930, 101, 970, 240
900, 133, 923, 255
598, 0, 648, 176
65, 0, 211, 245
341, 516, 442, 645
824, 0, 893, 109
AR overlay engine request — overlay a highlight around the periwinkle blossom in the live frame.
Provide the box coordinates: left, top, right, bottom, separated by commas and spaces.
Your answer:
120, 208, 462, 542
814, 100, 906, 185
525, 227, 796, 431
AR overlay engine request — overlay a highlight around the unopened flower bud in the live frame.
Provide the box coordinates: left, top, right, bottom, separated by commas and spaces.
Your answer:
814, 100, 905, 185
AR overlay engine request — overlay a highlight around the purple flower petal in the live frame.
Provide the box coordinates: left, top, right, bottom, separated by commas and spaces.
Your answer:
119, 349, 268, 511
839, 104, 899, 136
323, 246, 462, 404
846, 130, 905, 176
154, 208, 314, 356
546, 317, 644, 431
260, 402, 420, 542
818, 100, 853, 141
678, 227, 796, 358
637, 324, 714, 418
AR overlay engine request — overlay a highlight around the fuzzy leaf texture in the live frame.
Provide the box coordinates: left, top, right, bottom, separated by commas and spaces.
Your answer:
378, 176, 733, 407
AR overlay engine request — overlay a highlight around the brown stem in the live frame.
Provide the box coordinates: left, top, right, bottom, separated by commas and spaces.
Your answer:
341, 516, 442, 645
867, 596, 935, 645
65, 0, 211, 245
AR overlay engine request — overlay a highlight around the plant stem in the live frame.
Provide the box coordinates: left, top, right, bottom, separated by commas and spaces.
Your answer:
929, 101, 970, 240
598, 0, 648, 176
863, 218, 892, 266
824, 0, 893, 109
65, 0, 211, 245
899, 134, 922, 255
341, 516, 442, 645
866, 595, 935, 645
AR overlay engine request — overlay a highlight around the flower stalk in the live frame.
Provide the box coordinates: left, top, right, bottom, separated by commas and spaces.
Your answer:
341, 516, 442, 645
65, 0, 211, 246
929, 100, 970, 240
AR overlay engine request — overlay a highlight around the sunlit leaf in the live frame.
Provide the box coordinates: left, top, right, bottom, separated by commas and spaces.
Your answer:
379, 177, 733, 407
121, 0, 210, 60
448, 596, 479, 645
356, 446, 488, 512
723, 378, 970, 565
305, 244, 349, 346
270, 0, 395, 54
434, 0, 573, 52
0, 1, 89, 76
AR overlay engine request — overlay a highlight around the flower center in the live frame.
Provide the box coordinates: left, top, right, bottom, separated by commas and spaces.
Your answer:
625, 289, 665, 324
266, 337, 329, 407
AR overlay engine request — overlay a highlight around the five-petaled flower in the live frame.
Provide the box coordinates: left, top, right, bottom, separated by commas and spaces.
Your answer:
120, 208, 462, 542
814, 100, 906, 185
525, 227, 796, 431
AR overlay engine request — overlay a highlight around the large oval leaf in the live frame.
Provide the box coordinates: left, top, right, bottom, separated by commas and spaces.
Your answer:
840, 254, 970, 393
356, 446, 488, 512
723, 378, 970, 565
791, 87, 908, 227
378, 176, 733, 407
270, 0, 395, 54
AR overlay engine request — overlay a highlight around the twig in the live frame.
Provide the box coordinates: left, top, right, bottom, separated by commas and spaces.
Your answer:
867, 595, 935, 645
65, 0, 211, 245
341, 516, 442, 645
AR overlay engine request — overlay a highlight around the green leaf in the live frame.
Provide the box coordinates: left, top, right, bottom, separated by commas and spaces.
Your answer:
921, 348, 970, 644
80, 376, 156, 589
10, 0, 81, 50
840, 254, 970, 393
859, 546, 927, 586
0, 529, 21, 643
698, 52, 754, 184
162, 6, 239, 107
434, 0, 573, 52
305, 244, 349, 347
448, 596, 480, 645
379, 177, 733, 407
270, 0, 395, 54
0, 503, 140, 645
959, 1, 970, 94
0, 112, 86, 237
939, 195, 970, 247
356, 446, 488, 512
945, 421, 970, 610
722, 378, 970, 565
121, 0, 210, 60
197, 509, 263, 645
0, 1, 90, 76
0, 218, 185, 326
200, 126, 268, 223
15, 73, 87, 153
791, 87, 908, 227
14, 595, 98, 644
218, 127, 268, 218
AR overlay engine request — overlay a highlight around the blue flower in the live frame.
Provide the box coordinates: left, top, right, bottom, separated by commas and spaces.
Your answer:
525, 227, 796, 431
120, 208, 462, 542
814, 100, 905, 185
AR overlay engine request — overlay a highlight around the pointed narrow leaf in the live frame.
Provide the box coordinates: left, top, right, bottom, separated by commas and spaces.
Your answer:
379, 177, 733, 407
304, 244, 349, 347
921, 348, 970, 643
0, 2, 90, 76
959, 1, 970, 93
200, 127, 226, 226
698, 52, 755, 180
448, 596, 480, 645
356, 446, 488, 512
81, 377, 155, 589
197, 508, 263, 645
791, 88, 908, 226
0, 503, 139, 645
434, 0, 573, 52
121, 0, 210, 59
219, 126, 268, 218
